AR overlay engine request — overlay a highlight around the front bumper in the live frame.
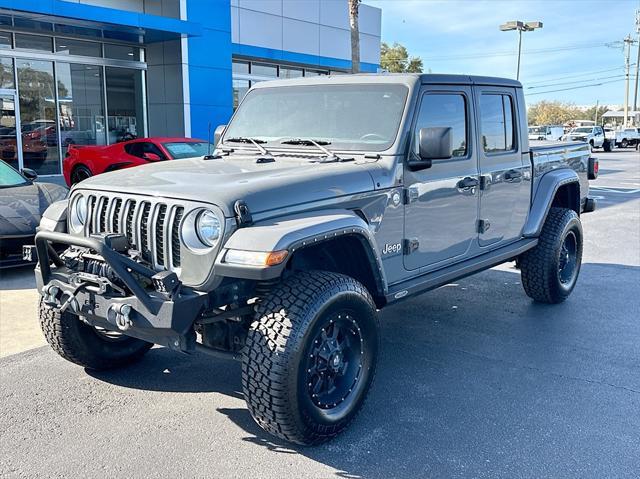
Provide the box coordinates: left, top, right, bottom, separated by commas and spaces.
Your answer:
33, 230, 207, 351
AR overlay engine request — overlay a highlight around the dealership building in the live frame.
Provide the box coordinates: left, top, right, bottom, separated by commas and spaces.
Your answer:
0, 0, 381, 176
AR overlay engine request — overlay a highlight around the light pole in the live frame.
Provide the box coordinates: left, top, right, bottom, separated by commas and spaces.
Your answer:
500, 21, 543, 81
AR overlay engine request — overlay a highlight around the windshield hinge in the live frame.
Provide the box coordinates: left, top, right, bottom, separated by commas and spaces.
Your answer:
234, 200, 253, 227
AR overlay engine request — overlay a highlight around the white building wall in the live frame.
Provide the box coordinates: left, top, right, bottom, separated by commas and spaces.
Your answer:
232, 0, 381, 65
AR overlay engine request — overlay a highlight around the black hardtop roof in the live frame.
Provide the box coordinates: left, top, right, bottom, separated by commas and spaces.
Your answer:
252, 73, 522, 89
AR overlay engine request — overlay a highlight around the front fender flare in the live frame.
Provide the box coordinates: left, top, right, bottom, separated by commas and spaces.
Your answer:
523, 169, 580, 238
214, 209, 387, 292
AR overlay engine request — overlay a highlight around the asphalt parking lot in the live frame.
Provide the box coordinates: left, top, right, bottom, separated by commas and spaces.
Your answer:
1, 149, 639, 478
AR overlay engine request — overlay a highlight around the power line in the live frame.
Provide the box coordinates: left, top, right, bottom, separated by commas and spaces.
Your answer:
419, 41, 611, 62
525, 65, 628, 85
527, 74, 627, 89
524, 78, 629, 96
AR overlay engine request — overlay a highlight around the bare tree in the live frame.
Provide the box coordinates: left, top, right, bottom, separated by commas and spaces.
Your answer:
349, 0, 361, 73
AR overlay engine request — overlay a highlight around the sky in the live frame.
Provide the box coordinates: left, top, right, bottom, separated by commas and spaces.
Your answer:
367, 0, 639, 107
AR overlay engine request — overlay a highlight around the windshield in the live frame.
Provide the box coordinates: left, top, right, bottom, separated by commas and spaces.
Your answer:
0, 161, 28, 187
223, 84, 409, 152
573, 127, 593, 133
163, 141, 210, 159
529, 127, 544, 134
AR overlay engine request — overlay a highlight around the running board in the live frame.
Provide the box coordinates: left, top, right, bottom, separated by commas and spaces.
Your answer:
385, 238, 538, 304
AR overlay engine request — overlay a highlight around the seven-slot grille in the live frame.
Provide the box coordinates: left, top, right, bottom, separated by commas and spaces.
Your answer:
85, 194, 184, 271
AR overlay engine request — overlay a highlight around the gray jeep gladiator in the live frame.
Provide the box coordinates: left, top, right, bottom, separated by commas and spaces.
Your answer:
29, 74, 598, 445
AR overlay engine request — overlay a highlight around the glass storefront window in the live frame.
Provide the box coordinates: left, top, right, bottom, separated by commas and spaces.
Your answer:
233, 79, 249, 109
0, 57, 14, 89
16, 59, 60, 175
0, 31, 11, 49
106, 67, 144, 143
0, 94, 19, 170
104, 44, 143, 61
14, 33, 53, 52
233, 61, 249, 74
56, 63, 106, 148
304, 69, 329, 76
55, 38, 102, 57
280, 67, 303, 79
251, 63, 277, 78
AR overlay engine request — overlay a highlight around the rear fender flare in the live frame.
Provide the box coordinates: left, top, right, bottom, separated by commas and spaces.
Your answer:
523, 169, 580, 238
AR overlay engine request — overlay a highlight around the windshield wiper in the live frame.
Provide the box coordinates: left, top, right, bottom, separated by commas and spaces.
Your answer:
225, 137, 271, 156
280, 138, 350, 162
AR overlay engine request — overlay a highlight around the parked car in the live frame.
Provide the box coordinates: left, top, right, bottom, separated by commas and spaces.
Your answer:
614, 128, 640, 148
528, 125, 564, 141
63, 137, 210, 186
30, 74, 598, 445
0, 160, 67, 268
562, 125, 606, 151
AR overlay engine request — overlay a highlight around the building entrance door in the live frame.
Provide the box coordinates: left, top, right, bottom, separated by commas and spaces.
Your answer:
0, 92, 22, 170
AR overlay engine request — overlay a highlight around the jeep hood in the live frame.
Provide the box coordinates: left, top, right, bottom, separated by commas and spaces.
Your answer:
74, 155, 376, 217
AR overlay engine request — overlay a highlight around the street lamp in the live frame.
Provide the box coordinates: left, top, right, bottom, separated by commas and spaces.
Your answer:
500, 20, 543, 81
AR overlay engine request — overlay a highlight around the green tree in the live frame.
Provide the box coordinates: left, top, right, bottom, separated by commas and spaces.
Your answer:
380, 42, 424, 73
527, 101, 581, 126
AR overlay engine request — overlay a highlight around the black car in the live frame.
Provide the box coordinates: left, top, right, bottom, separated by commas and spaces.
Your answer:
0, 160, 67, 268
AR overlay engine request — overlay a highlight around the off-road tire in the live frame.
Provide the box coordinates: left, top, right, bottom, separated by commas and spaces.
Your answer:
519, 207, 583, 304
39, 299, 152, 370
71, 165, 92, 185
242, 271, 379, 445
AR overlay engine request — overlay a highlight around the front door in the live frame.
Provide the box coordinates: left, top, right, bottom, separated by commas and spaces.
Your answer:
0, 92, 21, 170
403, 85, 479, 271
475, 87, 530, 247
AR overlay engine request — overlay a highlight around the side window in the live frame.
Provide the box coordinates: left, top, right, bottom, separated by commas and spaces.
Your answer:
142, 142, 166, 159
413, 93, 467, 158
124, 142, 144, 158
480, 93, 516, 153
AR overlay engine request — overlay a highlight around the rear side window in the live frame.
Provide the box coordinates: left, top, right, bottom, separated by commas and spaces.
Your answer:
413, 93, 468, 158
480, 94, 516, 153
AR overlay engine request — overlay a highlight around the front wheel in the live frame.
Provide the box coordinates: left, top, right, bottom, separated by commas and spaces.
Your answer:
242, 271, 379, 445
519, 208, 583, 304
621, 139, 628, 148
39, 299, 152, 370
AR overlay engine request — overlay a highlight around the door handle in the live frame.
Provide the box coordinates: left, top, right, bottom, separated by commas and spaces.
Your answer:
504, 170, 522, 182
457, 177, 479, 190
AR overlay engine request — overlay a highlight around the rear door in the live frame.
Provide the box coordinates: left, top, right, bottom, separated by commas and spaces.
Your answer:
475, 87, 529, 247
403, 85, 479, 271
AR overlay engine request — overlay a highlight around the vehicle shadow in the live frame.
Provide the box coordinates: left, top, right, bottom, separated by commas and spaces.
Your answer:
89, 262, 640, 478
0, 264, 37, 291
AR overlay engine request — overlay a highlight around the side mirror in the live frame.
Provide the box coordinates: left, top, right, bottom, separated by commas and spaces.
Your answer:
143, 152, 162, 161
213, 124, 226, 147
419, 127, 453, 161
21, 168, 37, 181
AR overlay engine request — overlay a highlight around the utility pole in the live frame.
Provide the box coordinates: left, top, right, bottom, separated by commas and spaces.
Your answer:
633, 9, 640, 114
594, 100, 599, 126
624, 34, 633, 127
348, 0, 361, 74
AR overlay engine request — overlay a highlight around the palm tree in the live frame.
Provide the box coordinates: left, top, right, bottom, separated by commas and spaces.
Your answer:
348, 0, 361, 73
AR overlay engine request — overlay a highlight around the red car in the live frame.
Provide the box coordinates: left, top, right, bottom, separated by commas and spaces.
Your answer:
63, 137, 210, 186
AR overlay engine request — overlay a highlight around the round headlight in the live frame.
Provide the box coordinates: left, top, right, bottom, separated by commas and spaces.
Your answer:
195, 209, 221, 247
70, 195, 87, 232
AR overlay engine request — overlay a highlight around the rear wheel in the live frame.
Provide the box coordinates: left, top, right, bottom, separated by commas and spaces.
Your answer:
39, 299, 152, 370
519, 208, 583, 304
242, 271, 379, 445
71, 165, 92, 185
621, 139, 629, 148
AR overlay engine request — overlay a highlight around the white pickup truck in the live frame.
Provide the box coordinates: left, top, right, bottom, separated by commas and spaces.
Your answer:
614, 128, 640, 148
528, 125, 564, 141
562, 126, 606, 151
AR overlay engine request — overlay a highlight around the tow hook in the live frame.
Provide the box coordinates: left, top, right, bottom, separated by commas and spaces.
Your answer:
42, 284, 61, 308
109, 304, 133, 331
